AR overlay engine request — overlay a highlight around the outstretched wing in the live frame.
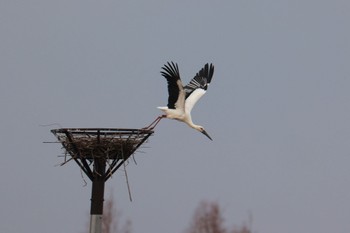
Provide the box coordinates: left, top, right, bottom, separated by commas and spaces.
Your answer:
160, 62, 185, 109
184, 63, 214, 99
184, 63, 214, 113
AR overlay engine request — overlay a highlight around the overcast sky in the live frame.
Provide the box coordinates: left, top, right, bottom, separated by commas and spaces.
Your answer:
1, 1, 350, 233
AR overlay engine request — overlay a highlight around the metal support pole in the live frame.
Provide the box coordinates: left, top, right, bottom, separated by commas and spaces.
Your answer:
89, 158, 106, 233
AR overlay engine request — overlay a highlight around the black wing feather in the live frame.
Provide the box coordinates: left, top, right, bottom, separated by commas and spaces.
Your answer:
184, 63, 214, 99
160, 62, 181, 109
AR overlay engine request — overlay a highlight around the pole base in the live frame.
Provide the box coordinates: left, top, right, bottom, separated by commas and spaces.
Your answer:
90, 214, 102, 233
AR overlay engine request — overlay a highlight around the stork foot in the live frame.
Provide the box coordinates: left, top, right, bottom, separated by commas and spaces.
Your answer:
142, 115, 165, 130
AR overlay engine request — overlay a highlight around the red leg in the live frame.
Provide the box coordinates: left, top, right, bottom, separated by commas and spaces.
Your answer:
142, 115, 165, 130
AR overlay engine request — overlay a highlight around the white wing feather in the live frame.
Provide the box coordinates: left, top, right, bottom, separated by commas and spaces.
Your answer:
185, 88, 206, 114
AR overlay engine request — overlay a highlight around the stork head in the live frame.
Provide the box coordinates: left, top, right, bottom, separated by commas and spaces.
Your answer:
196, 126, 213, 141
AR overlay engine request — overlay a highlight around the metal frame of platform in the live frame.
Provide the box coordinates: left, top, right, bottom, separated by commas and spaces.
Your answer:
51, 128, 154, 233
51, 128, 153, 180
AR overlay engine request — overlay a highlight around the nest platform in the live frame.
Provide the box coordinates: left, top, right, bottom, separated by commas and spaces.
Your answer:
51, 128, 154, 180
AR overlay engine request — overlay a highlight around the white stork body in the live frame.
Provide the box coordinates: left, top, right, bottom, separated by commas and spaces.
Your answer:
157, 62, 214, 140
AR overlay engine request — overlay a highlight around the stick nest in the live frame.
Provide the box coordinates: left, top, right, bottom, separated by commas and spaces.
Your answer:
62, 137, 138, 160
51, 128, 153, 161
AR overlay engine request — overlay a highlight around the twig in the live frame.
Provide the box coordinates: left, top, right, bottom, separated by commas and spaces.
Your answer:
131, 154, 137, 165
39, 123, 63, 128
123, 162, 132, 202
80, 168, 87, 187
58, 157, 73, 166
106, 151, 114, 178
121, 145, 133, 202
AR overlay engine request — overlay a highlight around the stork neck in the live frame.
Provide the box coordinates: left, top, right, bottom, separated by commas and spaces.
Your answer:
187, 121, 200, 130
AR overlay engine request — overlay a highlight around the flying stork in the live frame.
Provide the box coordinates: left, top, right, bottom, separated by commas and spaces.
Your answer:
145, 62, 214, 140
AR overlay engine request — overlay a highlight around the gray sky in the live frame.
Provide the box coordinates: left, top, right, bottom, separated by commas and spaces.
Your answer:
1, 1, 350, 233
